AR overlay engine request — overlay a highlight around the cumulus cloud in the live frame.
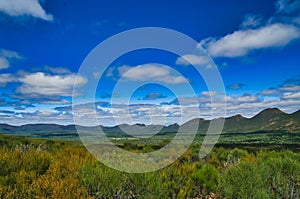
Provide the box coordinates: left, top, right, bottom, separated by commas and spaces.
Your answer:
200, 91, 217, 97
50, 84, 299, 126
0, 57, 9, 69
0, 49, 22, 59
259, 88, 279, 96
3, 83, 299, 126
281, 91, 300, 99
117, 64, 187, 84
0, 73, 17, 86
279, 84, 300, 92
278, 82, 300, 100
200, 23, 300, 57
176, 54, 211, 67
233, 94, 261, 103
104, 67, 114, 78
227, 83, 246, 89
143, 93, 166, 100
276, 0, 300, 15
198, 92, 260, 104
0, 97, 35, 110
240, 14, 264, 29
259, 78, 300, 98
55, 101, 110, 112
43, 66, 71, 75
199, 0, 300, 58
0, 110, 75, 126
2, 74, 300, 125
0, 69, 87, 105
16, 72, 87, 97
117, 65, 132, 76
6, 93, 71, 105
0, 49, 22, 70
0, 0, 53, 21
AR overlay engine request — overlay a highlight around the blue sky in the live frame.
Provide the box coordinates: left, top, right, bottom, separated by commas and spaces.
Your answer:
0, 0, 299, 126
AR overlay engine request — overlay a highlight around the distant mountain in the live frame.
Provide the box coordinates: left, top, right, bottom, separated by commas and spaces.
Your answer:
0, 108, 299, 138
221, 108, 300, 133
187, 108, 299, 134
0, 123, 77, 137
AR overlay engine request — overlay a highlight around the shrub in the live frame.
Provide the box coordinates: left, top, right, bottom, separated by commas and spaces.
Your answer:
221, 161, 270, 198
191, 164, 220, 196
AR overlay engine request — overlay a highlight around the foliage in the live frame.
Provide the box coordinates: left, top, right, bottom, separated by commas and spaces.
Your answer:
191, 164, 220, 196
221, 150, 300, 198
0, 134, 299, 198
80, 162, 168, 198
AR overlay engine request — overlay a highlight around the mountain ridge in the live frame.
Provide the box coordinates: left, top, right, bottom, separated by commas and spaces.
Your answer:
0, 108, 299, 137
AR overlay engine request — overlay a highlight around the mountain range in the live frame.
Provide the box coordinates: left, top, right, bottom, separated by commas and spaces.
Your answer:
0, 108, 299, 139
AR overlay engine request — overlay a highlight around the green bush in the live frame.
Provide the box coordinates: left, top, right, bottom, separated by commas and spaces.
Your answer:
80, 162, 168, 198
1, 134, 300, 198
191, 164, 220, 196
221, 150, 300, 198
221, 161, 270, 198
258, 151, 300, 198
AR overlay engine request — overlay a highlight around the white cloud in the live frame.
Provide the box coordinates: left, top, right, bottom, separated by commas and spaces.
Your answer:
0, 49, 22, 70
0, 110, 74, 126
143, 93, 166, 100
117, 65, 132, 76
282, 91, 300, 99
199, 0, 300, 57
0, 0, 53, 21
200, 91, 217, 97
2, 86, 300, 126
43, 66, 70, 74
16, 72, 87, 96
39, 99, 70, 105
0, 57, 9, 70
240, 14, 263, 29
0, 49, 22, 59
259, 89, 279, 96
52, 89, 299, 125
176, 54, 211, 67
200, 0, 300, 58
200, 23, 300, 57
0, 73, 16, 86
64, 81, 300, 125
172, 97, 199, 105
279, 84, 300, 91
228, 83, 246, 89
234, 94, 260, 103
118, 64, 187, 84
104, 67, 114, 77
276, 0, 300, 15
198, 93, 260, 104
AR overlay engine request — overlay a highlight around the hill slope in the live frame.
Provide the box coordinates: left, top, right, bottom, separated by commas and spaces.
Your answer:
0, 108, 299, 138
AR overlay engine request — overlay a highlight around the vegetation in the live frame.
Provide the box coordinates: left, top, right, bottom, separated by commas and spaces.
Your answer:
0, 133, 300, 198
